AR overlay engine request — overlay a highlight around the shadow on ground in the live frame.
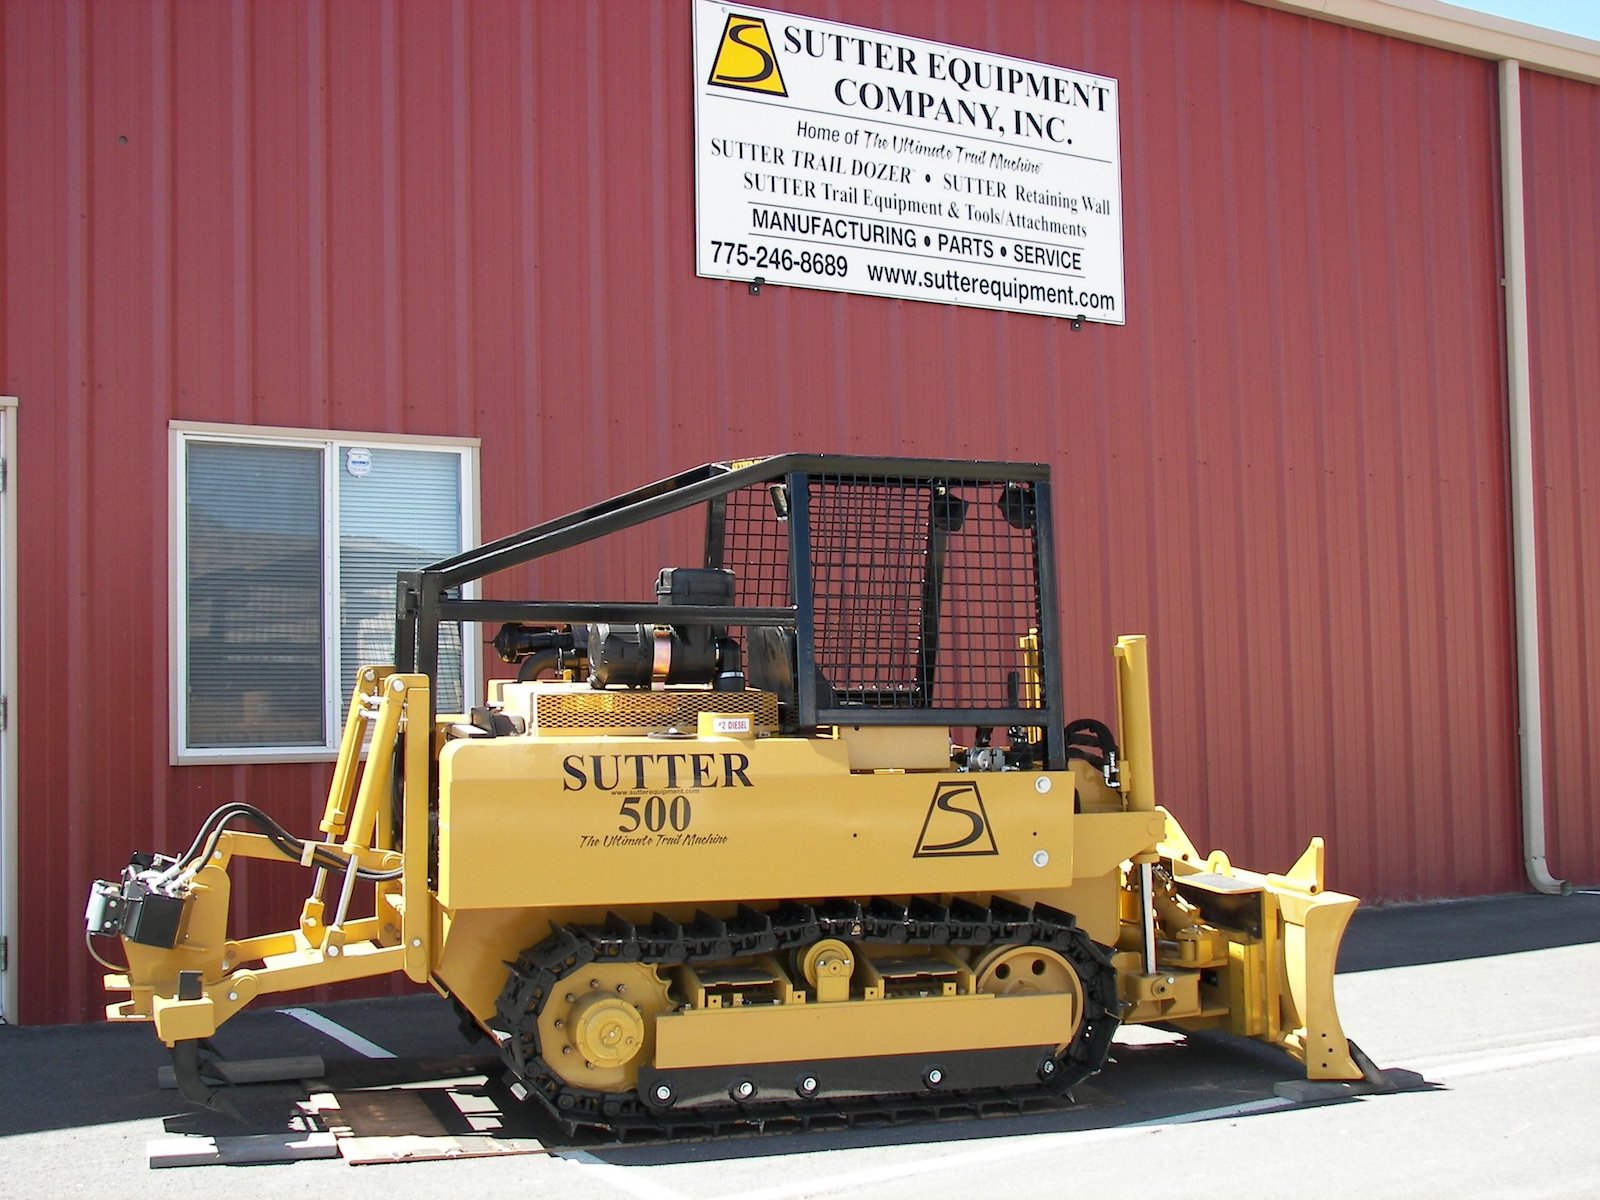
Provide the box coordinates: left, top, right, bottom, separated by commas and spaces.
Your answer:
4, 892, 1588, 1143
1338, 891, 1600, 973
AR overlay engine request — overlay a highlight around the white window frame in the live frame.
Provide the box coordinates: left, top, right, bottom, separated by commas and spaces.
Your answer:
170, 421, 481, 765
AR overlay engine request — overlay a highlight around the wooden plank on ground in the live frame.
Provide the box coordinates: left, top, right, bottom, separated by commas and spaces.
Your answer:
308, 1082, 551, 1165
335, 1133, 550, 1165
147, 1131, 340, 1168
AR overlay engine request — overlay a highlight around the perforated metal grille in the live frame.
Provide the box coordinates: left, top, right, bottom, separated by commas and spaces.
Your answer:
719, 471, 1045, 715
532, 685, 778, 736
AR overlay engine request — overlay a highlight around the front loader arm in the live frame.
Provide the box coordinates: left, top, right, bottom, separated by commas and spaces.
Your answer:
88, 670, 432, 1049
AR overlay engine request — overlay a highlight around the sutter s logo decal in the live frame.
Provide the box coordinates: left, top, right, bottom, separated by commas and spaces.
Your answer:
914, 782, 998, 857
706, 13, 788, 96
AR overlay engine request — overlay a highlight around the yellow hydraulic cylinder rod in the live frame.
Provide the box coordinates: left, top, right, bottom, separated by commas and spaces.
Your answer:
322, 665, 390, 841
1017, 628, 1044, 744
304, 666, 389, 938
1114, 636, 1156, 813
342, 674, 408, 856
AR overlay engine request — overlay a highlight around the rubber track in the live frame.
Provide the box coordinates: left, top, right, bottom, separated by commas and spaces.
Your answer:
492, 897, 1120, 1137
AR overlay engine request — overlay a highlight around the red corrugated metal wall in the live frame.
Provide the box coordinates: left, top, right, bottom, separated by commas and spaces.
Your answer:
1, 0, 1592, 1024
1522, 69, 1600, 888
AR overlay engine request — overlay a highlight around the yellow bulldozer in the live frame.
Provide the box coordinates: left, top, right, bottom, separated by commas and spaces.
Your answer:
87, 455, 1362, 1133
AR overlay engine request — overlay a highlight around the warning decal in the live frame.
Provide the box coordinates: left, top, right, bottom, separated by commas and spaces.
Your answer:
706, 13, 788, 96
914, 782, 998, 858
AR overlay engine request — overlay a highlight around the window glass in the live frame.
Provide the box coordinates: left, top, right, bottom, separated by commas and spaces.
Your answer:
337, 446, 464, 712
185, 441, 324, 748
177, 430, 475, 760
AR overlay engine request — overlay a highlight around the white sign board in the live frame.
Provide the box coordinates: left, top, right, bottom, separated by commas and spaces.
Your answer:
693, 1, 1125, 324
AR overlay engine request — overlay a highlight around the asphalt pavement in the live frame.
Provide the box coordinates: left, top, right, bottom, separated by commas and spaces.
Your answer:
1, 890, 1597, 1199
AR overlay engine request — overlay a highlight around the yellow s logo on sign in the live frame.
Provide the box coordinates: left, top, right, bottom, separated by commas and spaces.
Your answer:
707, 14, 788, 97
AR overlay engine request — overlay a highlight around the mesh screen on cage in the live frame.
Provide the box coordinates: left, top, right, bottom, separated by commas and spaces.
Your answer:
719, 471, 1044, 716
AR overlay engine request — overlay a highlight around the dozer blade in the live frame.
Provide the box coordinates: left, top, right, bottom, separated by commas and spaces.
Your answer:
1163, 820, 1363, 1081
1263, 844, 1362, 1080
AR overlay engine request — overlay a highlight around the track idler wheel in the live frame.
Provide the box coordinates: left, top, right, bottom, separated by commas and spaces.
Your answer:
535, 962, 672, 1093
973, 944, 1086, 1052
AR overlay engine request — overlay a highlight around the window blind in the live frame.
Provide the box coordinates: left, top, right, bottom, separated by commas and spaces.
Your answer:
185, 442, 325, 748
337, 446, 465, 713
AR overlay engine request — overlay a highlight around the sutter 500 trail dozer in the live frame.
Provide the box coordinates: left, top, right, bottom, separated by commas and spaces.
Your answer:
88, 455, 1364, 1133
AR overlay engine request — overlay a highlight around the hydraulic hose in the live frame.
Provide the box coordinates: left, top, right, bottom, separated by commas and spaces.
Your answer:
517, 647, 565, 682
162, 803, 403, 885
